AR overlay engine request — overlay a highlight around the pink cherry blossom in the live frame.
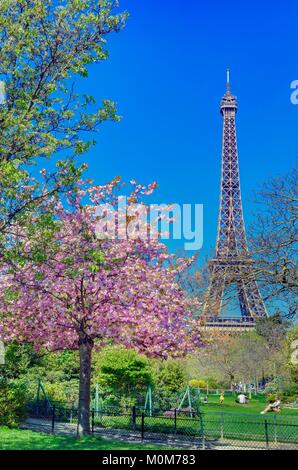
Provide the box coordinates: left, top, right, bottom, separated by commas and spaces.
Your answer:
0, 178, 202, 434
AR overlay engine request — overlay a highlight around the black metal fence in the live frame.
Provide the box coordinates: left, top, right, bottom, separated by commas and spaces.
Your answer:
24, 401, 298, 450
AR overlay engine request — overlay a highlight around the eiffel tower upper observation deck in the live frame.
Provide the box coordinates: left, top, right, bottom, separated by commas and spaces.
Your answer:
202, 70, 267, 329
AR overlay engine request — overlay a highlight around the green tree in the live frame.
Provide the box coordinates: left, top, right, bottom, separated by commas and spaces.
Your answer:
0, 0, 127, 232
94, 346, 153, 399
0, 342, 41, 380
154, 360, 186, 395
0, 377, 27, 427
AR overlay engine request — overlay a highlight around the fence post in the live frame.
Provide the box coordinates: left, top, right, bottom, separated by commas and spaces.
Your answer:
91, 409, 95, 434
199, 410, 205, 449
264, 419, 269, 449
220, 412, 224, 439
174, 408, 177, 433
141, 412, 145, 441
51, 405, 56, 433
132, 406, 136, 431
273, 415, 278, 444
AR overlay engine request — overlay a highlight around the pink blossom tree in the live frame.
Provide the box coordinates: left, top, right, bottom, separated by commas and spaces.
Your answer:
0, 178, 202, 434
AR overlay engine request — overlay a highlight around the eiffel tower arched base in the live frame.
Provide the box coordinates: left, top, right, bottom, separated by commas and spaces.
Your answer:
203, 258, 268, 324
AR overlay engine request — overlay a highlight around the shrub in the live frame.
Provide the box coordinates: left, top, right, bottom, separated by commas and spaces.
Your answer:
0, 379, 27, 427
94, 346, 152, 399
119, 396, 136, 413
43, 380, 78, 405
154, 360, 186, 395
280, 383, 298, 402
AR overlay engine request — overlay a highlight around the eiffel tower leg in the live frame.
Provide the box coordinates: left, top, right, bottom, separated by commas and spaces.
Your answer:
203, 265, 226, 317
238, 278, 267, 318
238, 280, 252, 318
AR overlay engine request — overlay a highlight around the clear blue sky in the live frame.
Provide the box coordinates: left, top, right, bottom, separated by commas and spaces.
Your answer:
78, 0, 298, 260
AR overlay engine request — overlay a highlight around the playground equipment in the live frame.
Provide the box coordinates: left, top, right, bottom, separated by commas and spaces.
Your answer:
36, 380, 51, 405
144, 384, 153, 416
35, 379, 53, 414
176, 386, 198, 417
143, 385, 203, 418
163, 386, 202, 418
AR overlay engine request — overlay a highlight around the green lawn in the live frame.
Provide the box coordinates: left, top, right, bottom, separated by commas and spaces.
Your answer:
0, 427, 170, 451
93, 413, 298, 445
199, 393, 298, 416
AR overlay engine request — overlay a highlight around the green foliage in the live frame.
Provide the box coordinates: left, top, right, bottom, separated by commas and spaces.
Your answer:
153, 360, 186, 395
0, 0, 127, 166
0, 379, 27, 427
150, 360, 188, 411
119, 396, 137, 413
45, 350, 80, 382
264, 376, 298, 402
0, 0, 127, 243
2, 346, 80, 406
281, 382, 298, 402
94, 346, 153, 400
202, 377, 221, 389
42, 381, 78, 405
1, 342, 41, 380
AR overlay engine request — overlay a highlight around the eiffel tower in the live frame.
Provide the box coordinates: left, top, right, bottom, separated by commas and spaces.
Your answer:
203, 70, 267, 328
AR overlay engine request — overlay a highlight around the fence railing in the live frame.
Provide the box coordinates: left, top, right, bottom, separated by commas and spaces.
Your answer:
25, 401, 298, 450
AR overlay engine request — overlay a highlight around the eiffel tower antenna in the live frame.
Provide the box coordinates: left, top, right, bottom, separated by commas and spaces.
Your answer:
226, 67, 230, 94
202, 72, 267, 329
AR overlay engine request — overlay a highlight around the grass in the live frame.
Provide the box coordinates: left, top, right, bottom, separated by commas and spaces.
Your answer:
93, 413, 298, 444
0, 427, 171, 451
199, 393, 298, 416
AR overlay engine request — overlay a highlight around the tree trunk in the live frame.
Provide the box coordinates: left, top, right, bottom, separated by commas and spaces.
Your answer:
78, 335, 93, 436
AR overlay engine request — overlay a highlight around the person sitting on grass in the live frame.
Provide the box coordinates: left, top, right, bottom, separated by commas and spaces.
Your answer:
219, 391, 225, 405
235, 393, 248, 404
260, 396, 281, 414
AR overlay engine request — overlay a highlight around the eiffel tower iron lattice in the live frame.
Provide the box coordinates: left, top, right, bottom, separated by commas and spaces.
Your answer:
203, 71, 267, 327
